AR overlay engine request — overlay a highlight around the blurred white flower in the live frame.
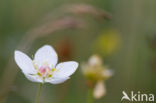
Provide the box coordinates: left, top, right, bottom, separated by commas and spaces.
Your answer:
82, 55, 113, 99
93, 80, 106, 99
82, 55, 113, 82
14, 45, 78, 84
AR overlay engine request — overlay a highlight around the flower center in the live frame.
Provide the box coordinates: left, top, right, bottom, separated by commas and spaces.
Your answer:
37, 66, 56, 79
32, 61, 56, 81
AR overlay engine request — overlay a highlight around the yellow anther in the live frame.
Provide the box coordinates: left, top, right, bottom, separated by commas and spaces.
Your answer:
52, 68, 56, 72
48, 74, 52, 78
37, 72, 42, 76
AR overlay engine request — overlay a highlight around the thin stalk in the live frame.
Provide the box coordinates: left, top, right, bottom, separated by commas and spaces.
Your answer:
86, 88, 94, 103
35, 83, 43, 103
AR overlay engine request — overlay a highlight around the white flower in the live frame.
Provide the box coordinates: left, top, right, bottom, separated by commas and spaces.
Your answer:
14, 45, 79, 84
82, 55, 113, 99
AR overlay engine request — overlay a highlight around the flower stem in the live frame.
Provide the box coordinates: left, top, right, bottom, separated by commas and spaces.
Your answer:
35, 83, 43, 103
86, 88, 94, 103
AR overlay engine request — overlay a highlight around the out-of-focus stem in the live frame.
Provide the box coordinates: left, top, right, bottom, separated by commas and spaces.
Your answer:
35, 83, 43, 103
86, 88, 94, 103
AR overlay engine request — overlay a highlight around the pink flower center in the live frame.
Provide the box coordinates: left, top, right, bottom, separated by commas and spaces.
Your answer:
37, 66, 54, 78
39, 66, 49, 74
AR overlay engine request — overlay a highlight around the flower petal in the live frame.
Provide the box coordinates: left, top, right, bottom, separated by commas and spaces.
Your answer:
14, 51, 36, 74
54, 61, 78, 78
89, 55, 102, 66
45, 77, 69, 84
34, 45, 58, 68
93, 81, 106, 99
25, 74, 43, 83
103, 69, 113, 80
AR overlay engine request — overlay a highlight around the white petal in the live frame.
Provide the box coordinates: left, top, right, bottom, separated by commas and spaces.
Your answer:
34, 45, 58, 67
93, 81, 106, 99
103, 69, 113, 79
25, 74, 43, 83
54, 61, 78, 78
89, 55, 102, 66
45, 77, 69, 84
14, 51, 36, 75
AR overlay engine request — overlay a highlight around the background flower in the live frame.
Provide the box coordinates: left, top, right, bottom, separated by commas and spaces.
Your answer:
82, 55, 113, 99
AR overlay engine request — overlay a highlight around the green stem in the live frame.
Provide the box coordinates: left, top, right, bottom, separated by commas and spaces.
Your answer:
35, 83, 43, 103
86, 88, 94, 103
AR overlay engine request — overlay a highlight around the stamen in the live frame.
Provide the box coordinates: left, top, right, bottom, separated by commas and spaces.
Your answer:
35, 65, 56, 80
52, 68, 56, 72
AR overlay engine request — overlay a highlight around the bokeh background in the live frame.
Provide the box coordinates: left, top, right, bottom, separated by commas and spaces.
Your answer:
0, 0, 156, 103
